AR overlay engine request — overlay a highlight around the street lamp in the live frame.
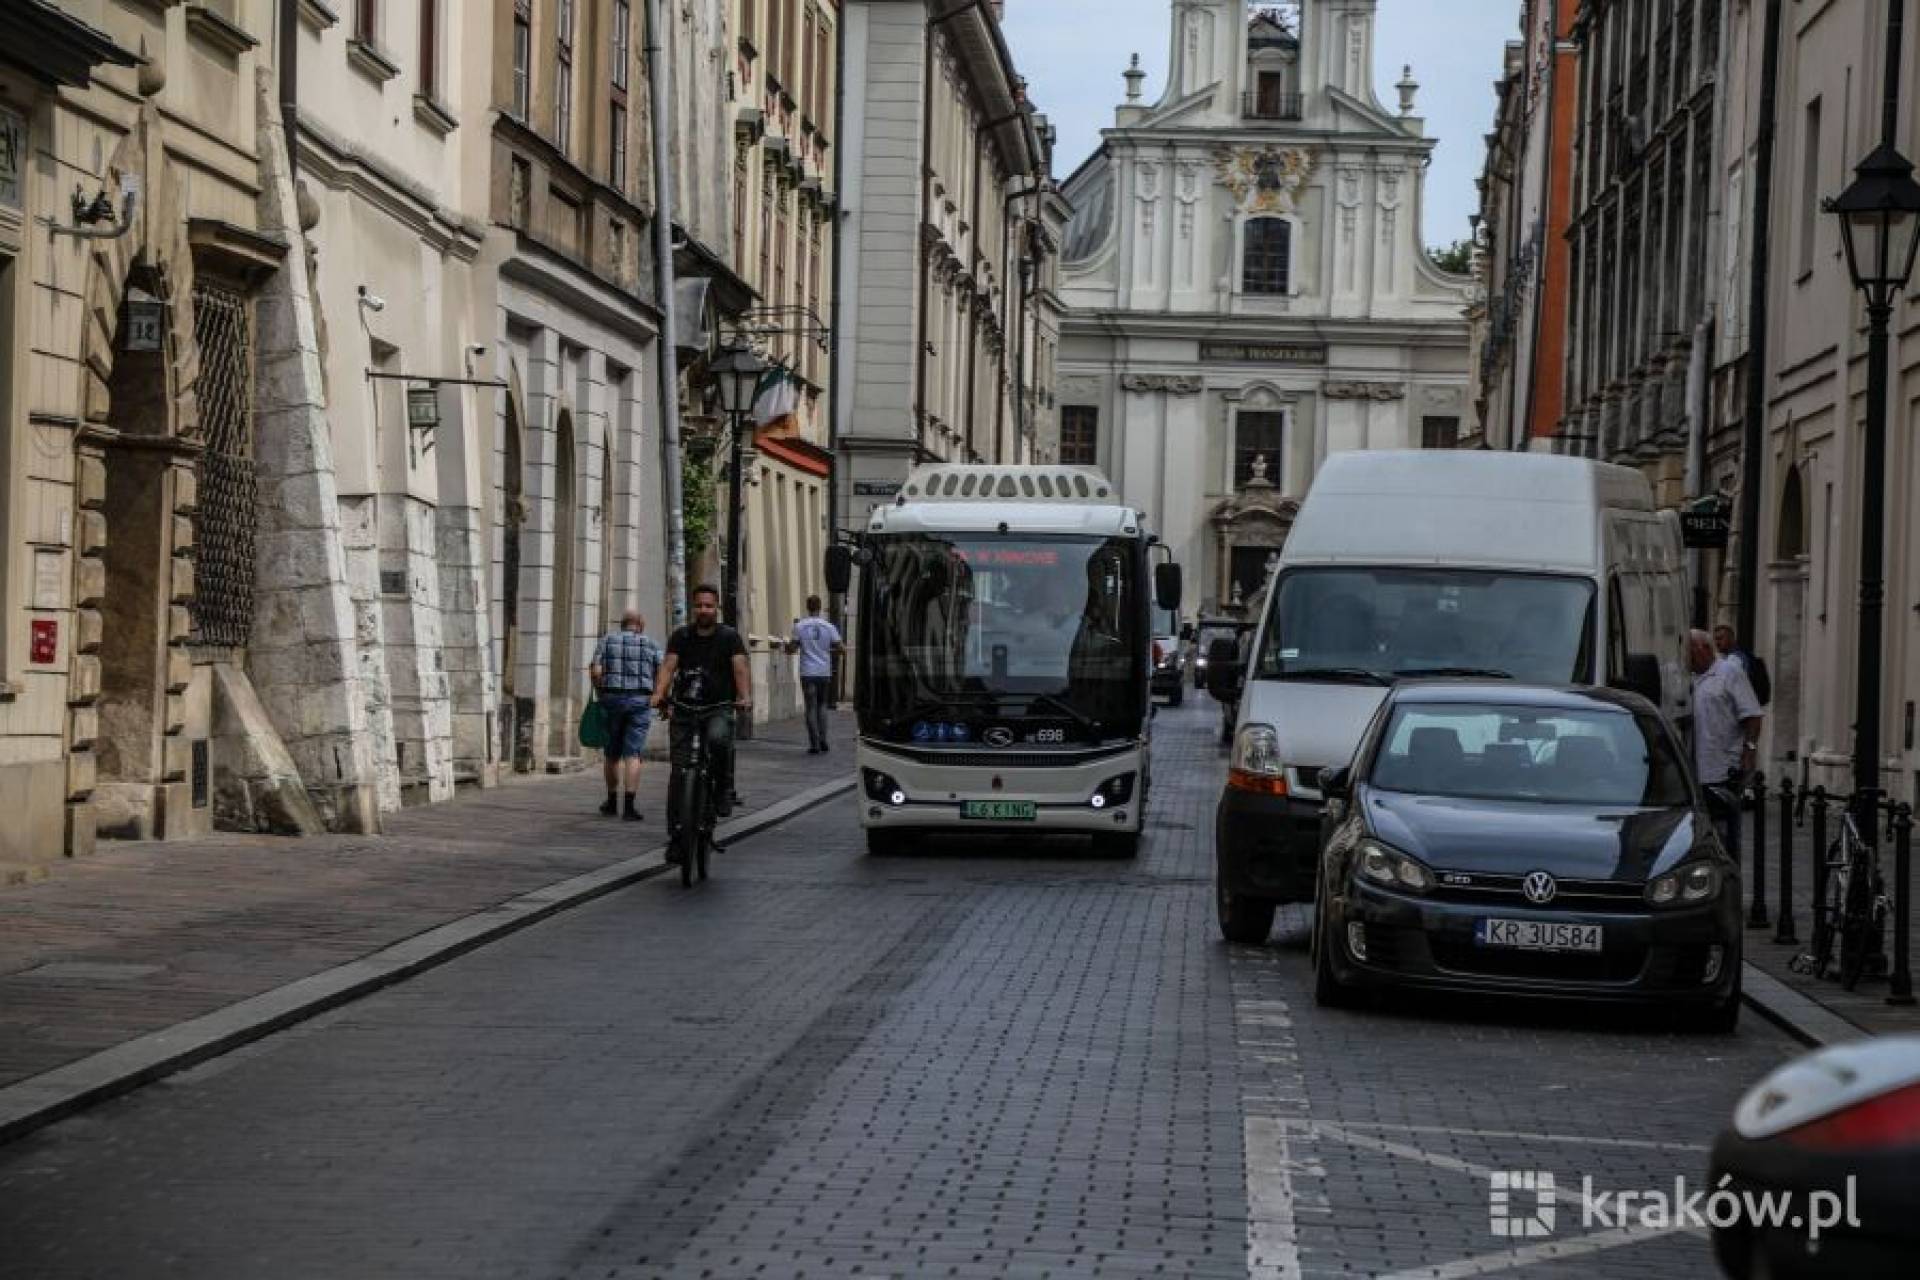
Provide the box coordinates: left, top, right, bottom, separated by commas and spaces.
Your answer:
1831, 32, 1920, 1005
708, 341, 768, 632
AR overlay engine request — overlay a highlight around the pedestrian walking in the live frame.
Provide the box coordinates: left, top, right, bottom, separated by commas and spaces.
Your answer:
589, 608, 663, 820
786, 595, 844, 754
1689, 628, 1764, 852
652, 585, 753, 817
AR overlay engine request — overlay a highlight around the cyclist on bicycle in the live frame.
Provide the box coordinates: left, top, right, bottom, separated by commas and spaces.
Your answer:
651, 584, 753, 821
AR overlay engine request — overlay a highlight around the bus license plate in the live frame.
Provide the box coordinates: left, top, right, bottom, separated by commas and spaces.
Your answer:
1475, 919, 1603, 952
962, 800, 1036, 821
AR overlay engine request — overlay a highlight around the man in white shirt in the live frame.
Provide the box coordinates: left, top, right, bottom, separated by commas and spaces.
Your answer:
1689, 629, 1764, 850
786, 595, 844, 754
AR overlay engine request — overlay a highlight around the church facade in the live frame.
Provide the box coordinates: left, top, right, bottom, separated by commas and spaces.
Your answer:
1057, 0, 1474, 613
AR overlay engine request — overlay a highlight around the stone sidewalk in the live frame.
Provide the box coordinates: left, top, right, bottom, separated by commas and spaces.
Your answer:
1737, 815, 1920, 1039
0, 710, 853, 1091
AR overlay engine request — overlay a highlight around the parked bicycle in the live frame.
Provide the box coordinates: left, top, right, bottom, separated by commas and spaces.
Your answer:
663, 676, 733, 889
1794, 806, 1890, 989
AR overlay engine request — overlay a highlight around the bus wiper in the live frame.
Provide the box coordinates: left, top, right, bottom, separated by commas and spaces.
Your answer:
1394, 666, 1514, 680
886, 693, 995, 732
1269, 667, 1392, 686
1019, 692, 1103, 736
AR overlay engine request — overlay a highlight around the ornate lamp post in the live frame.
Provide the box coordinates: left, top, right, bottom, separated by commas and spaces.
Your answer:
708, 341, 769, 630
1829, 0, 1920, 1005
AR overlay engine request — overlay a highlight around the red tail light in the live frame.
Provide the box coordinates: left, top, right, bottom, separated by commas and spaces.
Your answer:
1781, 1081, 1920, 1151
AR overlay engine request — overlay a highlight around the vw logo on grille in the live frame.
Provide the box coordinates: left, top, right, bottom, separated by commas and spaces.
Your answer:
1522, 871, 1558, 905
982, 727, 1016, 748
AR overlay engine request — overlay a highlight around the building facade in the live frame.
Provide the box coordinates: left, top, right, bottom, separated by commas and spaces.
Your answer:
728, 0, 837, 724
1470, 0, 1579, 453
1057, 0, 1474, 614
833, 0, 1063, 534
1558, 0, 1726, 509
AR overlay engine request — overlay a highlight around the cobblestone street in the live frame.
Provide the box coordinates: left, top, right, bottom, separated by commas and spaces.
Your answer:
0, 704, 1804, 1278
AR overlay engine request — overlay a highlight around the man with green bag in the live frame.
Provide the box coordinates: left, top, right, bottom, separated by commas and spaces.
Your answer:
588, 608, 662, 820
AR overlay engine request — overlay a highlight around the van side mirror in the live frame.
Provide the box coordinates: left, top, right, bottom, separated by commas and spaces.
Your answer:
1154, 562, 1183, 613
824, 544, 853, 595
1611, 652, 1662, 705
1318, 766, 1352, 798
1205, 636, 1243, 700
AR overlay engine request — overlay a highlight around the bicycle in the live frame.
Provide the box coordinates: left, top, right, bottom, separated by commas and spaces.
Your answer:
1793, 806, 1890, 989
664, 691, 733, 888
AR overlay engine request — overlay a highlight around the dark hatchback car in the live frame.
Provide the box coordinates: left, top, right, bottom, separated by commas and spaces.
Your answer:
1311, 682, 1743, 1029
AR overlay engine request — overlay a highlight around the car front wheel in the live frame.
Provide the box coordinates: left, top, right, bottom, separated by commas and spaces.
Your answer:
1312, 903, 1358, 1008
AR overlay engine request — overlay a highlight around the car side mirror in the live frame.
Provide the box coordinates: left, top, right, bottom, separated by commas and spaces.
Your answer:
1154, 562, 1183, 613
824, 544, 853, 595
1205, 636, 1244, 699
1611, 652, 1662, 705
1318, 766, 1352, 798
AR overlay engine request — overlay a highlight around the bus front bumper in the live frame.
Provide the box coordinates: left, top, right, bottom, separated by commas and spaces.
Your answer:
856, 742, 1145, 834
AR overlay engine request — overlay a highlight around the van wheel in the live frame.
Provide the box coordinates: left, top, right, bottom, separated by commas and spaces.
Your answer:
865, 829, 907, 857
1217, 878, 1276, 944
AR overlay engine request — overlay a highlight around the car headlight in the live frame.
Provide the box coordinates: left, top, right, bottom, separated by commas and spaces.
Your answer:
1228, 724, 1288, 796
1355, 839, 1434, 894
1646, 860, 1722, 906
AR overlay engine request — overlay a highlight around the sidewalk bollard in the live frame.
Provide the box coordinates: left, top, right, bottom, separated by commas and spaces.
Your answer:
1747, 772, 1771, 930
1809, 787, 1830, 964
1890, 803, 1914, 1007
1774, 777, 1798, 945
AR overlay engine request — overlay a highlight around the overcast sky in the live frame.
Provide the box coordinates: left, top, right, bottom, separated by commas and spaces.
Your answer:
1004, 0, 1522, 250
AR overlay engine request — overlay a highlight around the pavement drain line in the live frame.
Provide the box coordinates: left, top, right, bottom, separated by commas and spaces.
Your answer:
0, 774, 855, 1148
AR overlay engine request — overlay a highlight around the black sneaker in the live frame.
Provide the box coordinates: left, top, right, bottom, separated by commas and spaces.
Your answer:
624, 808, 643, 822
715, 792, 735, 818
598, 797, 618, 816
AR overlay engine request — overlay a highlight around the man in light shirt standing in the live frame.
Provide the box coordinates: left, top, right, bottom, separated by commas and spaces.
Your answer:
786, 595, 844, 755
1689, 628, 1764, 851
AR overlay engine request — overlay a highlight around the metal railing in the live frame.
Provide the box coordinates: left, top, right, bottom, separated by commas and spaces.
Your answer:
1737, 772, 1914, 1007
1242, 90, 1303, 121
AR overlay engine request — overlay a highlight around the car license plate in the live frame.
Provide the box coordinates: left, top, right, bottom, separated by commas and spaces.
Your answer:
1475, 919, 1603, 952
962, 800, 1036, 821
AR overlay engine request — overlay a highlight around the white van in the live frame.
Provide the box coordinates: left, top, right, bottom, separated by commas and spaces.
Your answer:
1207, 450, 1693, 943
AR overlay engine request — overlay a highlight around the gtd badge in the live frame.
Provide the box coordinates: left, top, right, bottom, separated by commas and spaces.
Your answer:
983, 727, 1016, 747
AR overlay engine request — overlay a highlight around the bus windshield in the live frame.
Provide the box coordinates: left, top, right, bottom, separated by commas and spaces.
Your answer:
1254, 568, 1595, 685
860, 533, 1144, 731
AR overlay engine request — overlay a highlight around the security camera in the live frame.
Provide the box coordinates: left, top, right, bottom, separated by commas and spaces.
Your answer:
469, 343, 489, 356
357, 285, 386, 312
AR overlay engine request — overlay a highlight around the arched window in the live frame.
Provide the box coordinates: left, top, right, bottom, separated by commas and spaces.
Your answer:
1242, 217, 1291, 295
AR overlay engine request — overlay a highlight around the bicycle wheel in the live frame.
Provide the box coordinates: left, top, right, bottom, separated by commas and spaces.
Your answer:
1839, 862, 1875, 990
675, 768, 702, 889
697, 828, 711, 881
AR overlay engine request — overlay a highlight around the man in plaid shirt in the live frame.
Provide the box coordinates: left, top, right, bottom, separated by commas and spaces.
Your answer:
590, 609, 663, 819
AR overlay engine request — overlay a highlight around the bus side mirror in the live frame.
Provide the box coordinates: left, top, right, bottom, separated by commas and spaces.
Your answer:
1154, 562, 1183, 612
824, 544, 853, 595
1205, 636, 1243, 700
1611, 652, 1662, 705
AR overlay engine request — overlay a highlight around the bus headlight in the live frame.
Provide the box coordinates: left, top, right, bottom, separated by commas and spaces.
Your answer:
1091, 773, 1137, 808
863, 769, 904, 804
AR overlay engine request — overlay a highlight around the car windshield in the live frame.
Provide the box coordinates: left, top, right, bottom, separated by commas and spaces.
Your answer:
1254, 568, 1595, 684
1368, 702, 1692, 807
861, 533, 1144, 728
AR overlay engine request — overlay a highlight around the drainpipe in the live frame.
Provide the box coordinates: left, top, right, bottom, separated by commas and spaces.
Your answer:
645, 0, 689, 627
827, 0, 847, 686
1735, 0, 1784, 644
280, 0, 297, 183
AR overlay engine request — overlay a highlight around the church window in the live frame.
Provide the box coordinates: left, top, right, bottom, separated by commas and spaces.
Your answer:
1242, 217, 1291, 294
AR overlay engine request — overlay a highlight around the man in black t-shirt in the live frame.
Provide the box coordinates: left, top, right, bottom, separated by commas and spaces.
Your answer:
651, 584, 753, 816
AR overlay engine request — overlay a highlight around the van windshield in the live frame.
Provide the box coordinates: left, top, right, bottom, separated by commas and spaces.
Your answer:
1253, 568, 1595, 685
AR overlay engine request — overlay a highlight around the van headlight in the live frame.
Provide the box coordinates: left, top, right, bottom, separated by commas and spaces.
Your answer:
1228, 724, 1288, 797
1647, 861, 1722, 906
1355, 840, 1434, 894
